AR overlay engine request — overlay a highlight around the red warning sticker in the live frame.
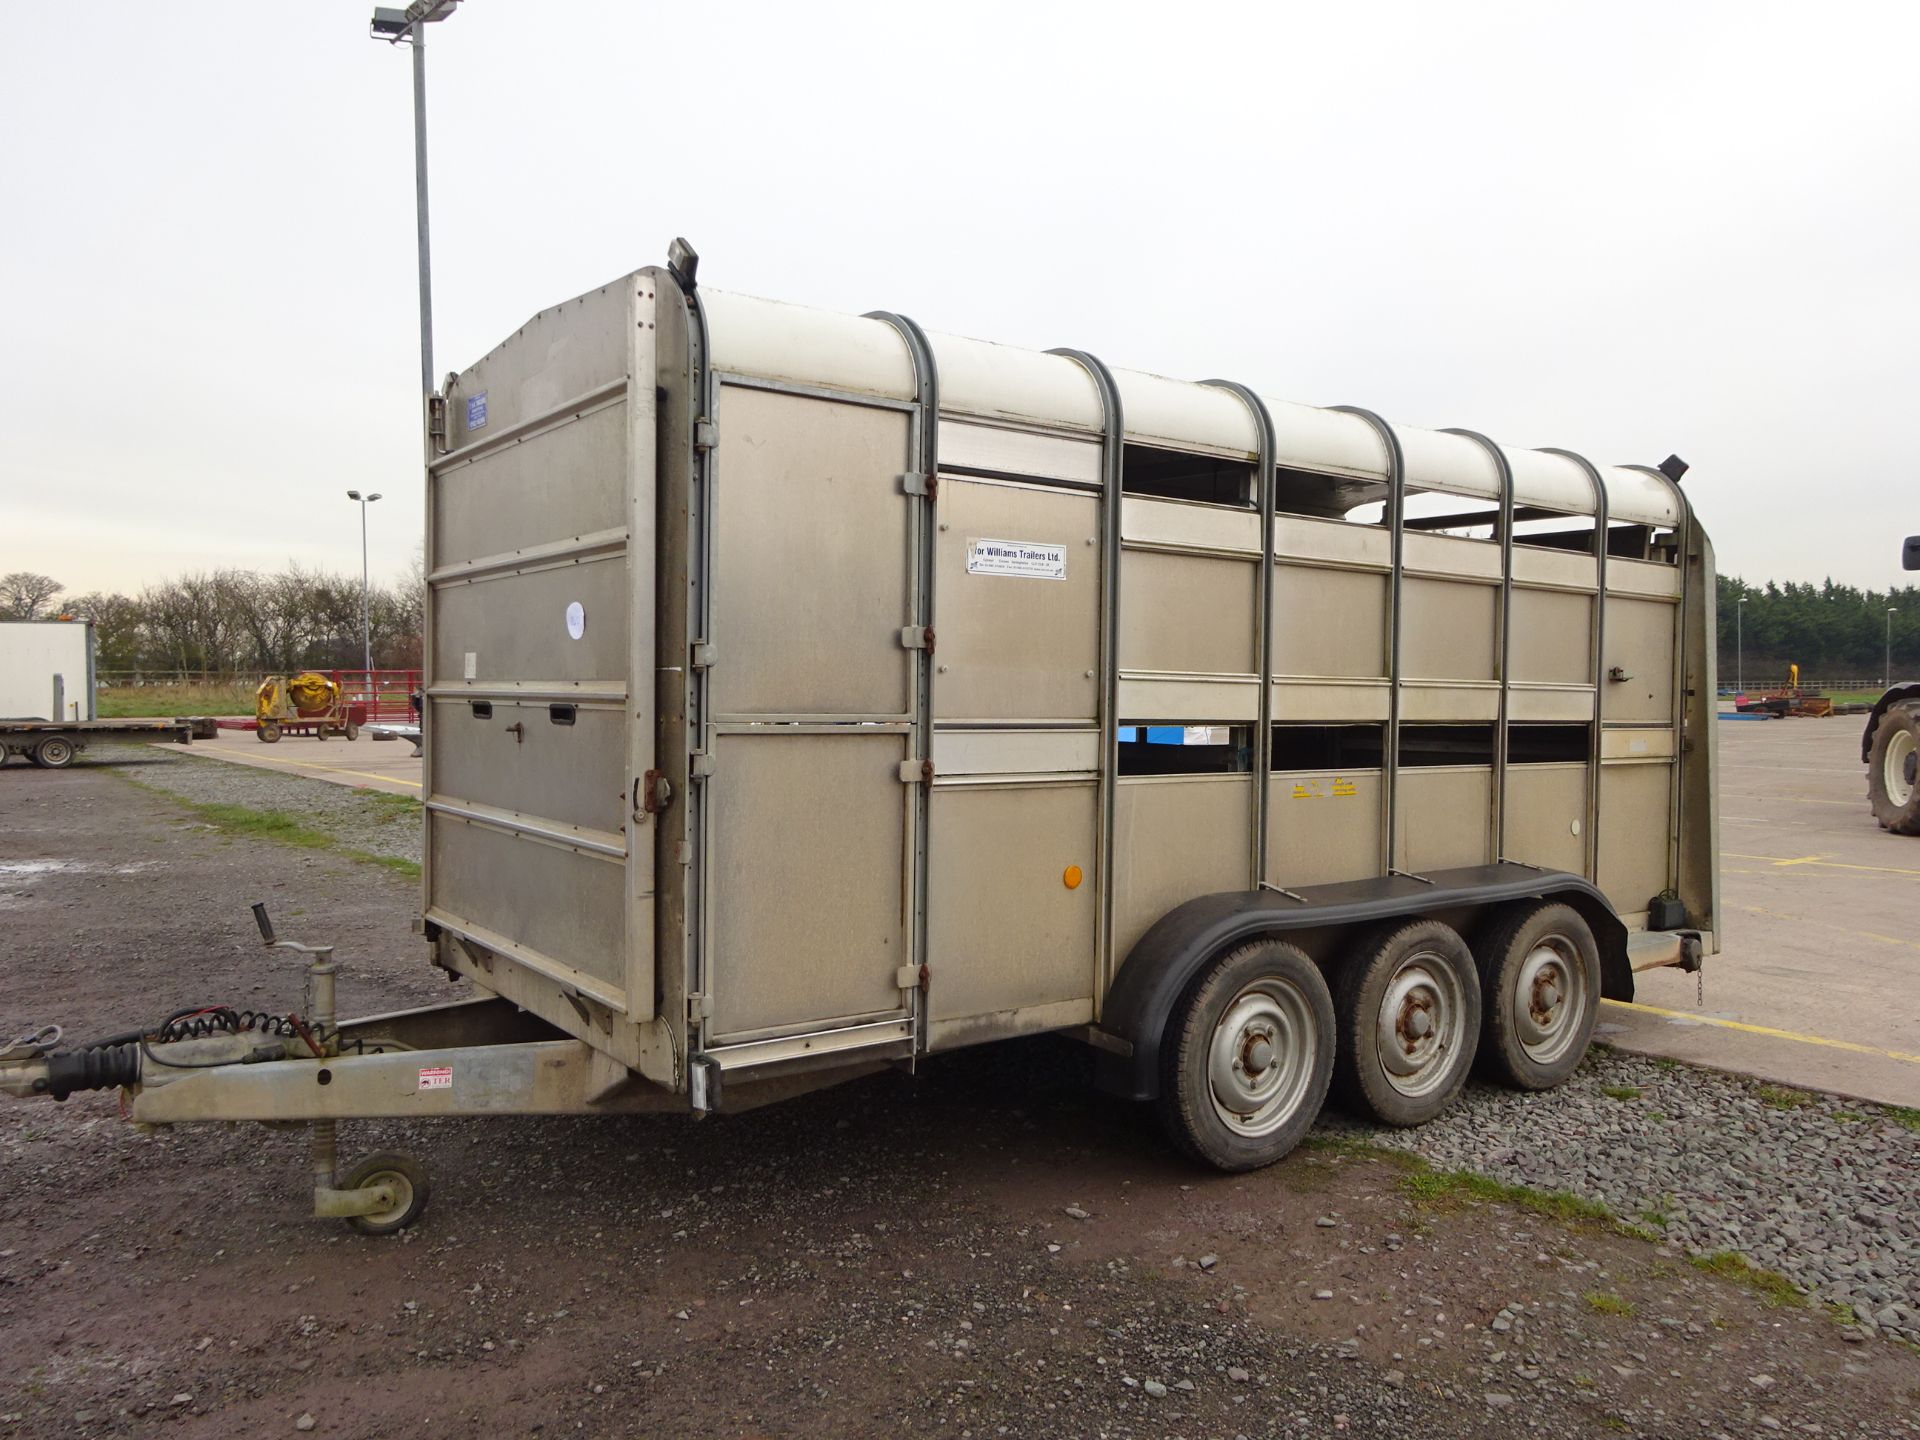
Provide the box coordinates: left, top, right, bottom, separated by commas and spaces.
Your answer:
418, 1066, 453, 1091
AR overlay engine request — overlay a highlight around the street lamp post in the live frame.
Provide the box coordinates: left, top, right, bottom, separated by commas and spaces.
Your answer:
1889, 607, 1899, 689
370, 2, 460, 400
347, 491, 383, 671
1736, 595, 1749, 696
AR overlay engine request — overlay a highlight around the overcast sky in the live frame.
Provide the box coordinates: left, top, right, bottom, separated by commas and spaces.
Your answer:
4, 1, 1915, 597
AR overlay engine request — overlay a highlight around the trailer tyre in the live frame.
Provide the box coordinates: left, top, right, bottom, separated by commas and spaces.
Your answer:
1157, 939, 1334, 1172
341, 1151, 431, 1235
1867, 700, 1920, 835
257, 721, 282, 744
1332, 919, 1480, 1127
344, 721, 360, 742
1472, 902, 1600, 1090
33, 736, 76, 769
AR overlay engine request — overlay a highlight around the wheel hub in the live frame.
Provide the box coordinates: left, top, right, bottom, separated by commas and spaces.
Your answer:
1886, 730, 1916, 808
1374, 955, 1462, 1098
1513, 936, 1586, 1065
1207, 980, 1317, 1138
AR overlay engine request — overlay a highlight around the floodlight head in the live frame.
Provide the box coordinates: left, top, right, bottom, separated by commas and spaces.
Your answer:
1904, 536, 1920, 572
1658, 454, 1689, 484
668, 237, 700, 293
347, 489, 363, 500
369, 493, 383, 502
369, 7, 410, 38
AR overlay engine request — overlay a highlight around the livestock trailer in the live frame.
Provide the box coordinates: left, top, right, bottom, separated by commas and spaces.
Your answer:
3, 245, 1717, 1229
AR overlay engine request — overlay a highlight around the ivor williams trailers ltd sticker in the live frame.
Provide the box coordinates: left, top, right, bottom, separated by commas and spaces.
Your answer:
966, 538, 1067, 580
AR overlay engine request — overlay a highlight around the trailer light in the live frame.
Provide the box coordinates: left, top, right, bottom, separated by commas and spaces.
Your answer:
1063, 865, 1083, 890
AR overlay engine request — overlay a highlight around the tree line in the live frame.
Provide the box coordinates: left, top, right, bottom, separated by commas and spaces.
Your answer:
1717, 574, 1917, 686
0, 566, 424, 676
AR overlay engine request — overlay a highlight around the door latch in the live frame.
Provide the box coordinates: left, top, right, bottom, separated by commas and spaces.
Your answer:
504, 722, 524, 744
638, 769, 673, 815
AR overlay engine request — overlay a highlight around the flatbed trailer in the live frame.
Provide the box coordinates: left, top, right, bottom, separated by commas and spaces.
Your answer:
2, 242, 1719, 1234
1, 716, 193, 767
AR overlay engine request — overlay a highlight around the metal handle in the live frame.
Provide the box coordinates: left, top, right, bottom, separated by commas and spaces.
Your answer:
252, 902, 277, 945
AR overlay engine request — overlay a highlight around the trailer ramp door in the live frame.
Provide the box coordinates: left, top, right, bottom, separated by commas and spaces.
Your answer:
702, 383, 919, 1054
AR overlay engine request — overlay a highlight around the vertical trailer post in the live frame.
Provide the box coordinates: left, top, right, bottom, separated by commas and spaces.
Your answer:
1539, 450, 1609, 882
1330, 408, 1407, 875
1625, 461, 1695, 907
864, 311, 940, 1050
1441, 429, 1516, 859
1202, 381, 1278, 885
1047, 349, 1123, 988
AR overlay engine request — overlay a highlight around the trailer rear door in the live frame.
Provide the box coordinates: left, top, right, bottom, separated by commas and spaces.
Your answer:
700, 381, 920, 1047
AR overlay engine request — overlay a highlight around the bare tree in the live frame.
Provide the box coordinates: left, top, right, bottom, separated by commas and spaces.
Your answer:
63, 591, 144, 669
0, 571, 64, 620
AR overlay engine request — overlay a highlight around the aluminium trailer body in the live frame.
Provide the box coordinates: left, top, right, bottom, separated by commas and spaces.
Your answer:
3, 247, 1718, 1227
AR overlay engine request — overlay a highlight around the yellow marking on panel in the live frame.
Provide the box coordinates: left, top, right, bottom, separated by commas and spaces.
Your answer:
1601, 999, 1920, 1066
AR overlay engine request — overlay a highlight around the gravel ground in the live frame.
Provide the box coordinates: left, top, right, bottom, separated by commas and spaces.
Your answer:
4, 760, 1920, 1436
1339, 1051, 1920, 1345
114, 749, 422, 865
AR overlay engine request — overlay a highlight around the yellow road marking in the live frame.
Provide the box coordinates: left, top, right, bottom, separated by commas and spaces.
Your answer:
1724, 851, 1920, 878
182, 744, 421, 792
1738, 904, 1920, 952
1601, 998, 1920, 1066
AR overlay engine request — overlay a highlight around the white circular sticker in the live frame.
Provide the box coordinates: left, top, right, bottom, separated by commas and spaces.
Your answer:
565, 602, 586, 640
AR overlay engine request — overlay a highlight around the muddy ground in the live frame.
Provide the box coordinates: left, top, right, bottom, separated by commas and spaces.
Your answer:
3, 754, 1918, 1438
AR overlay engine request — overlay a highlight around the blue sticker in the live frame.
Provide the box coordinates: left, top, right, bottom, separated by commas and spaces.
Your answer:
467, 392, 488, 431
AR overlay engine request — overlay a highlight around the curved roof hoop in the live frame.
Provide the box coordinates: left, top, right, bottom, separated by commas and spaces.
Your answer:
1203, 379, 1278, 887
1539, 448, 1610, 885
674, 244, 718, 1067
865, 311, 939, 1055
1048, 347, 1125, 979
1330, 406, 1407, 876
1440, 428, 1517, 861
1619, 460, 1693, 910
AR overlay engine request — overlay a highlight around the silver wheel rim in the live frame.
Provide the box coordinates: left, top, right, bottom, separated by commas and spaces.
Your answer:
1207, 978, 1318, 1138
1886, 729, 1916, 808
40, 739, 72, 765
1513, 935, 1586, 1065
1374, 950, 1467, 1098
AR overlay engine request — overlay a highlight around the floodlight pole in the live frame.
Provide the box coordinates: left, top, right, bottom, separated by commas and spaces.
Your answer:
410, 22, 434, 399
1736, 595, 1748, 695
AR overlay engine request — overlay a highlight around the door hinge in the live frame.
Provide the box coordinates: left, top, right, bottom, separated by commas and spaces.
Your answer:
427, 393, 449, 450
899, 471, 937, 500
898, 758, 934, 784
691, 642, 716, 670
691, 752, 716, 779
895, 963, 929, 991
639, 769, 673, 815
899, 625, 935, 654
686, 991, 713, 1020
694, 419, 718, 453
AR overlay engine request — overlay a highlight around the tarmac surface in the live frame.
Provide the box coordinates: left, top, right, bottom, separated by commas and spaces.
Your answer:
1601, 713, 1920, 1108
163, 714, 1920, 1107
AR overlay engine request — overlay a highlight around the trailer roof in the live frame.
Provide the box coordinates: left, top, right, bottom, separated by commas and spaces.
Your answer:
699, 286, 1683, 528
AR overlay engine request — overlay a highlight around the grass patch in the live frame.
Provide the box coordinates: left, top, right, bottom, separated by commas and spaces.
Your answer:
120, 779, 421, 881
1688, 1250, 1802, 1307
1398, 1169, 1617, 1227
1600, 1084, 1642, 1101
1885, 1106, 1920, 1132
1756, 1085, 1811, 1111
1301, 1135, 1424, 1169
1832, 1110, 1866, 1123
97, 682, 256, 718
1640, 1194, 1675, 1228
1585, 1291, 1634, 1316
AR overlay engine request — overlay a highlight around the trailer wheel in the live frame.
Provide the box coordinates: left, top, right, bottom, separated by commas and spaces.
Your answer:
1867, 700, 1920, 835
258, 721, 282, 744
340, 1150, 431, 1235
1157, 939, 1334, 1172
344, 721, 360, 742
1332, 919, 1479, 1127
1471, 902, 1600, 1090
33, 736, 76, 769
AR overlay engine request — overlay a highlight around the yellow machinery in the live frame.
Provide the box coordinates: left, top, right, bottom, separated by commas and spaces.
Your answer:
254, 672, 359, 743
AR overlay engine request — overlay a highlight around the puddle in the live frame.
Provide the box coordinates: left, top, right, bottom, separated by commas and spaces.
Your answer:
0, 859, 157, 879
